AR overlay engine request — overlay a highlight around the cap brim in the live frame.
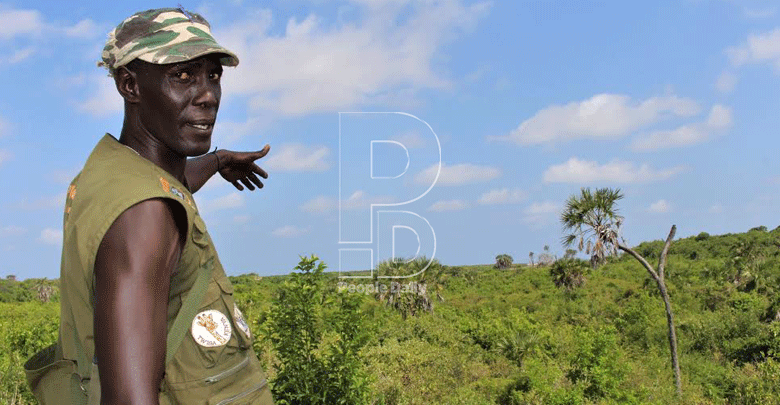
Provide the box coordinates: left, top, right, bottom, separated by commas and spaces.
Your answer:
136, 38, 239, 67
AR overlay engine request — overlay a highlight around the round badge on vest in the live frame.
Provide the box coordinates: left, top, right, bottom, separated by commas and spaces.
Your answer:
234, 304, 251, 339
192, 309, 232, 347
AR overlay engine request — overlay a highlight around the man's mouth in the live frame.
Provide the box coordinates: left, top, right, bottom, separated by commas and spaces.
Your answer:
187, 121, 215, 131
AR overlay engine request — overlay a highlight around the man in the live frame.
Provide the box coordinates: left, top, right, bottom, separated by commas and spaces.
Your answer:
24, 8, 275, 405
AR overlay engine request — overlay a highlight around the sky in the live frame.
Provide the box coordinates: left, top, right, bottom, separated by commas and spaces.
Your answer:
1, 0, 779, 280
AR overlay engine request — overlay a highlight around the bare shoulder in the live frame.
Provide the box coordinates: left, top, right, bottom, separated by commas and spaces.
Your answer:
96, 197, 187, 279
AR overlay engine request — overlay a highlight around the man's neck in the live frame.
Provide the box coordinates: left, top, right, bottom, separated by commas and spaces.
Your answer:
118, 128, 188, 186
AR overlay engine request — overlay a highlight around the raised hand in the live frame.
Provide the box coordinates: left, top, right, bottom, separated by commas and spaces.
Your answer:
216, 145, 270, 191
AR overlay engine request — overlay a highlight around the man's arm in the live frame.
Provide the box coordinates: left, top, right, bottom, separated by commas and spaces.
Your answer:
184, 146, 270, 193
94, 198, 186, 405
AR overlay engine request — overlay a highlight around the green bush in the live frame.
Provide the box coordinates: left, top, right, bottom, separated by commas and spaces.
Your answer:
266, 255, 371, 405
549, 258, 589, 293
0, 302, 59, 405
729, 357, 780, 404
567, 325, 639, 403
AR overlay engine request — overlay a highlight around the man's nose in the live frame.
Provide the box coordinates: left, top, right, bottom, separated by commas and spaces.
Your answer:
193, 77, 220, 109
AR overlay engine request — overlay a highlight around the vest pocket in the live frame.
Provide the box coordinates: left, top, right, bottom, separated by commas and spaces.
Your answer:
205, 354, 274, 405
24, 344, 88, 405
204, 354, 249, 383
211, 379, 268, 405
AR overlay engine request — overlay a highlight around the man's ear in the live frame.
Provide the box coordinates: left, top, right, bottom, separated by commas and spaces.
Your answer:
114, 66, 140, 103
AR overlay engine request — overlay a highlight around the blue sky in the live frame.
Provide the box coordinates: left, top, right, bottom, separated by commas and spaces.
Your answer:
1, 0, 779, 279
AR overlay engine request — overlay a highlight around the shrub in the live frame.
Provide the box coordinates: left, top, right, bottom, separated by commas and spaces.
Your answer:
266, 255, 371, 405
495, 254, 514, 270
567, 325, 638, 403
373, 257, 445, 319
549, 259, 589, 292
729, 357, 780, 404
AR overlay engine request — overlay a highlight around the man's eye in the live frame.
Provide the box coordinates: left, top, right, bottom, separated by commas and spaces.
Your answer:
177, 71, 191, 80
210, 72, 221, 80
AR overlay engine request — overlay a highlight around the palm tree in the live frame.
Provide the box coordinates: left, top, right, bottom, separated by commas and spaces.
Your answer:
561, 187, 682, 395
549, 258, 588, 292
495, 254, 513, 269
561, 188, 623, 268
374, 256, 445, 319
528, 252, 534, 267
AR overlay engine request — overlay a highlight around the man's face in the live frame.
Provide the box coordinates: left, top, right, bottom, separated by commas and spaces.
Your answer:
132, 54, 224, 157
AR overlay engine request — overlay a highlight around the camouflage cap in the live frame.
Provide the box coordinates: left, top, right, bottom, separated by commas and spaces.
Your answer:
98, 7, 239, 76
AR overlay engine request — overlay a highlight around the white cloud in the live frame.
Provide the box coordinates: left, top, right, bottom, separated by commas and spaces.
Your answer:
77, 75, 123, 117
18, 192, 66, 210
648, 199, 671, 213
342, 190, 395, 210
390, 131, 427, 149
50, 167, 79, 184
211, 116, 271, 148
0, 149, 9, 166
0, 6, 44, 40
301, 195, 335, 213
727, 27, 780, 70
716, 71, 737, 94
0, 225, 26, 237
0, 6, 100, 51
543, 158, 683, 184
264, 143, 330, 172
300, 191, 395, 213
0, 6, 102, 69
233, 215, 251, 224
216, 1, 491, 116
706, 105, 733, 128
631, 105, 732, 151
525, 201, 559, 215
4, 47, 35, 64
744, 7, 777, 19
63, 18, 100, 38
478, 188, 525, 205
522, 201, 559, 227
428, 199, 469, 212
201, 192, 245, 213
414, 163, 500, 186
0, 116, 8, 137
493, 94, 701, 145
494, 76, 511, 91
709, 204, 724, 214
464, 64, 490, 84
199, 173, 246, 192
271, 225, 309, 238
38, 228, 62, 245
35, 193, 66, 209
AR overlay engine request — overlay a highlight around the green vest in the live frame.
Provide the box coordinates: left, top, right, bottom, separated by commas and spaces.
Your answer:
24, 134, 274, 404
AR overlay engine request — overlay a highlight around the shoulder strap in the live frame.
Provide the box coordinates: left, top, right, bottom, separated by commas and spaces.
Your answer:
165, 257, 214, 364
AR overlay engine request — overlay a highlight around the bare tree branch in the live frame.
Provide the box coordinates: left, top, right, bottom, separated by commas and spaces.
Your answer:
658, 225, 677, 280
